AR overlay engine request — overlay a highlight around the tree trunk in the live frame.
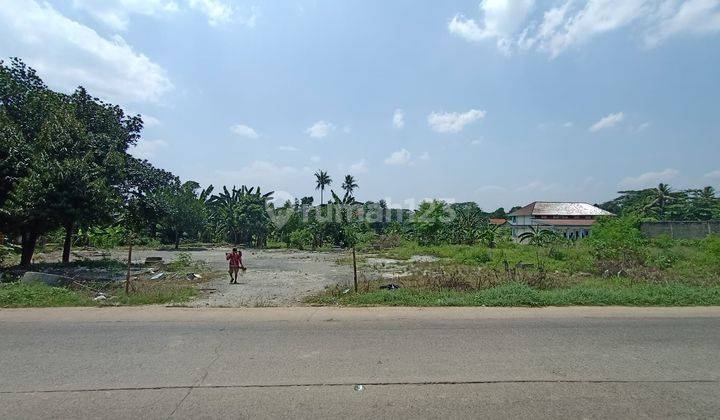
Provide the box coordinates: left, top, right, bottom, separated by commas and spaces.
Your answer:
320, 189, 324, 206
174, 230, 180, 250
62, 221, 73, 263
20, 230, 38, 267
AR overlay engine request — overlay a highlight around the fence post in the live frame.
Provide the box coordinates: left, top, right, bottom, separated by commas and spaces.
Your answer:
352, 246, 358, 293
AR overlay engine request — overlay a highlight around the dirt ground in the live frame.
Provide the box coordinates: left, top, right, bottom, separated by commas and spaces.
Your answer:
96, 247, 354, 307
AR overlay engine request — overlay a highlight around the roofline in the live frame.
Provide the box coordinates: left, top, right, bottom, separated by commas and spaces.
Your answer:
508, 201, 614, 217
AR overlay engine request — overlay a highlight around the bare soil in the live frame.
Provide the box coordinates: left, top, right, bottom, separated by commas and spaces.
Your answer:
96, 247, 354, 307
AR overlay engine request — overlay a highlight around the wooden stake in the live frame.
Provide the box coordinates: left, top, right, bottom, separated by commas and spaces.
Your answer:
125, 234, 133, 295
352, 246, 358, 293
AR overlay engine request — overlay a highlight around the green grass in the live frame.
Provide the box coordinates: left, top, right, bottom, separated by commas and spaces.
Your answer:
0, 283, 92, 308
30, 258, 128, 271
0, 282, 198, 308
309, 281, 720, 307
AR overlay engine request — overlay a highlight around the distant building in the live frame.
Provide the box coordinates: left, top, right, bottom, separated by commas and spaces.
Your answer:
508, 202, 614, 241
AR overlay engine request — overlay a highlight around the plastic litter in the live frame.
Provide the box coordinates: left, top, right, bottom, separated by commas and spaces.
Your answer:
342, 288, 351, 294
354, 384, 364, 392
93, 292, 107, 302
186, 273, 202, 280
150, 272, 165, 280
379, 283, 400, 290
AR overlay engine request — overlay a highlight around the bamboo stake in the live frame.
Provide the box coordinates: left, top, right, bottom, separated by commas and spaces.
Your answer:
352, 246, 358, 293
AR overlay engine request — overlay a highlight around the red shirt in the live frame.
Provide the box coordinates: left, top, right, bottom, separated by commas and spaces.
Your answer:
227, 252, 242, 267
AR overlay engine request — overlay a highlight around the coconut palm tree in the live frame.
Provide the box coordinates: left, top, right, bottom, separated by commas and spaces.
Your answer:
341, 175, 358, 196
314, 170, 332, 205
518, 226, 556, 245
699, 186, 716, 200
644, 183, 678, 220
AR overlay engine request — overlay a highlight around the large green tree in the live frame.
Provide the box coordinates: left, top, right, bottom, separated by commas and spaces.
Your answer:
153, 181, 206, 249
0, 58, 143, 265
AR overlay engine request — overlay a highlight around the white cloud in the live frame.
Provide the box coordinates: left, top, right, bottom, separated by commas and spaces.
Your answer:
277, 145, 299, 152
619, 168, 680, 189
214, 161, 311, 189
188, 0, 258, 27
589, 112, 625, 132
73, 0, 255, 29
449, 15, 488, 41
534, 0, 648, 58
230, 124, 259, 139
309, 156, 320, 163
563, 121, 574, 128
338, 159, 368, 174
428, 109, 486, 133
128, 138, 168, 160
134, 113, 161, 128
449, 0, 535, 54
0, 0, 173, 105
705, 170, 720, 179
384, 149, 412, 165
451, 0, 720, 57
393, 109, 405, 129
644, 0, 720, 47
349, 159, 368, 173
635, 121, 652, 132
72, 0, 180, 31
305, 120, 335, 138
418, 151, 430, 161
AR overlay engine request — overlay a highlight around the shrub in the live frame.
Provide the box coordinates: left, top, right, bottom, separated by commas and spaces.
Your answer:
587, 216, 646, 263
372, 233, 402, 250
703, 235, 720, 269
454, 248, 492, 265
651, 234, 675, 249
165, 252, 207, 271
290, 228, 313, 250
646, 250, 679, 269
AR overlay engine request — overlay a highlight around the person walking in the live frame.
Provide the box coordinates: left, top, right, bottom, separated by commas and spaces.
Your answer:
226, 248, 245, 284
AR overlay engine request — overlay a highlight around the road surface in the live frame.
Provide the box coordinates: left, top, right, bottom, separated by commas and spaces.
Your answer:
1, 306, 719, 419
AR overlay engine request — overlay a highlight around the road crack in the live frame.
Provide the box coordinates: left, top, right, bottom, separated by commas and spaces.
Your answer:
3, 379, 718, 395
166, 339, 224, 419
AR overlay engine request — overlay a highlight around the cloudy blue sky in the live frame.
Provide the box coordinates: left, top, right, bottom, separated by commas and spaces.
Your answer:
2, 0, 720, 209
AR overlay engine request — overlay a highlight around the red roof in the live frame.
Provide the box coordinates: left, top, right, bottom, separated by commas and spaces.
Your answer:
489, 218, 507, 225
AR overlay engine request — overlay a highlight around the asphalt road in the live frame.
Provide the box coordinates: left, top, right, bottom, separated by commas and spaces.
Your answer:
1, 306, 719, 419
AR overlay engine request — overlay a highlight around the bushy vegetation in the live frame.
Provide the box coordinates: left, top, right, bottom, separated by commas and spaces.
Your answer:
600, 183, 720, 221
312, 215, 720, 306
